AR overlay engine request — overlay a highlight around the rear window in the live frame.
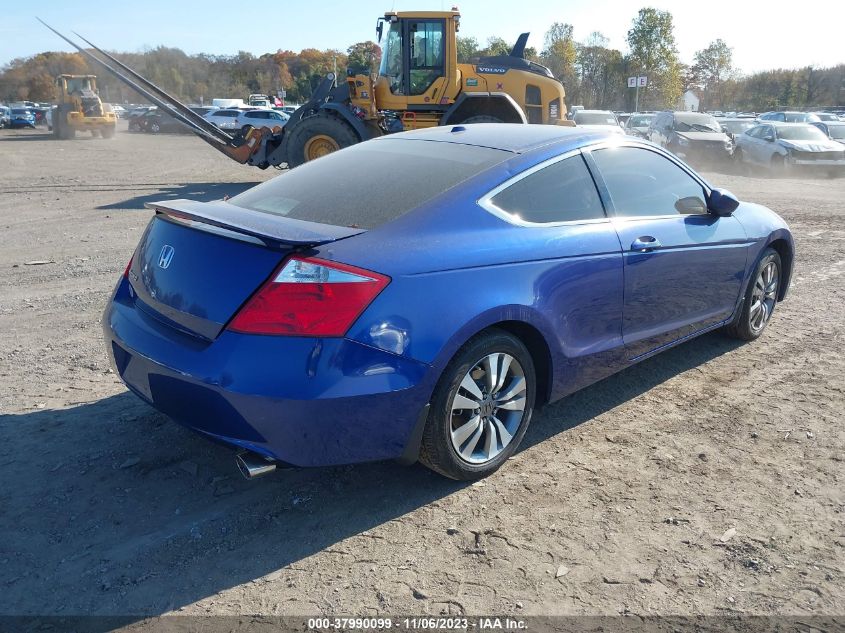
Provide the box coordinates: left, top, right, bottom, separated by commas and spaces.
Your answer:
229, 138, 509, 229
575, 112, 618, 126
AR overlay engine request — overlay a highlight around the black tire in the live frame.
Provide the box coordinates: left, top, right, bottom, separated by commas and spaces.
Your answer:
723, 248, 782, 341
460, 115, 504, 124
419, 329, 536, 480
733, 147, 748, 175
285, 113, 359, 168
149, 121, 161, 134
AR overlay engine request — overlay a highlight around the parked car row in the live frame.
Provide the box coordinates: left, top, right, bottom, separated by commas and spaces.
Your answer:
127, 105, 290, 134
586, 108, 845, 176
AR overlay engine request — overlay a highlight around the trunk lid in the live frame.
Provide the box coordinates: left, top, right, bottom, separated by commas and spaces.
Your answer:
127, 199, 363, 339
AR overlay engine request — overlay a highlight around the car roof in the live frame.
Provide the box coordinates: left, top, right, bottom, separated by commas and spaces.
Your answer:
577, 109, 615, 114
382, 123, 610, 153
765, 121, 817, 127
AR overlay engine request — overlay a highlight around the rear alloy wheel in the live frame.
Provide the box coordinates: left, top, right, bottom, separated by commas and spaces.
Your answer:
149, 122, 161, 134
285, 114, 359, 168
723, 247, 782, 341
419, 329, 535, 480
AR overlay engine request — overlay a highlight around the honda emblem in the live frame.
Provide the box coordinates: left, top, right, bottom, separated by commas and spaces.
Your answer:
158, 245, 175, 269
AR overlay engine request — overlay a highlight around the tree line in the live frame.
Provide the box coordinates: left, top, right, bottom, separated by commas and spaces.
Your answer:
1, 8, 842, 112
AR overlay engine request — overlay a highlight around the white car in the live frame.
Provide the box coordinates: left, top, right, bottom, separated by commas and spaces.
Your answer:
734, 121, 845, 175
240, 109, 289, 131
204, 108, 288, 132
203, 109, 242, 130
572, 109, 625, 134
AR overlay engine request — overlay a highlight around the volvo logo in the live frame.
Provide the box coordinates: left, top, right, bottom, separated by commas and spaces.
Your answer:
158, 245, 175, 269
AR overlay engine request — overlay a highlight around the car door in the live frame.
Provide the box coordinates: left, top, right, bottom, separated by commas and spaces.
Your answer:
480, 151, 624, 394
755, 124, 778, 164
585, 144, 749, 360
741, 125, 767, 165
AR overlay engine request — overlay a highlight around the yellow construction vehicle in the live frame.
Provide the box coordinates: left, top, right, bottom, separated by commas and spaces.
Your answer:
41, 10, 570, 165
52, 74, 117, 139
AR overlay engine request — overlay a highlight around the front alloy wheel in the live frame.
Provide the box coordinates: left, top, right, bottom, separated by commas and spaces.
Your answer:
723, 247, 782, 341
419, 329, 536, 480
749, 260, 779, 334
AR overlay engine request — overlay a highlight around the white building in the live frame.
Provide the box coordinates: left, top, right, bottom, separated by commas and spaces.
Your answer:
681, 90, 700, 111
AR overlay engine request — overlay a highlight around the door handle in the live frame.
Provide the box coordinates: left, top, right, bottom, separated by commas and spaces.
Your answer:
631, 236, 661, 251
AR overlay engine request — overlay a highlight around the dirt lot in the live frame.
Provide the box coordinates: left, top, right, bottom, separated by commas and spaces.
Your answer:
1, 123, 843, 621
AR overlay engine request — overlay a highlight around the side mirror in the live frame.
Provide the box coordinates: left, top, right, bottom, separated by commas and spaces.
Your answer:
707, 188, 740, 217
763, 134, 774, 142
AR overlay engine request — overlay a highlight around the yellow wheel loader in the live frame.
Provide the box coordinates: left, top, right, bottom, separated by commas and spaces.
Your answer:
40, 10, 570, 166
52, 74, 117, 139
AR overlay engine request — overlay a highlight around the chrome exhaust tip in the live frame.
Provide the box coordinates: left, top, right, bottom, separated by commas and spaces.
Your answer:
236, 451, 277, 479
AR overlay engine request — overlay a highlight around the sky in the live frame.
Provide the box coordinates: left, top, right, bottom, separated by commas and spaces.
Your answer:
2, 0, 844, 75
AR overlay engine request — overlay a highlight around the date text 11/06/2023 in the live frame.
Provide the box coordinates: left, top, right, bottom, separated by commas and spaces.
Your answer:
307, 617, 527, 630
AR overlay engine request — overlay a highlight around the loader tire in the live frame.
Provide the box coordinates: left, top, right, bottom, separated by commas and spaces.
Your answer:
286, 113, 359, 168
460, 115, 504, 124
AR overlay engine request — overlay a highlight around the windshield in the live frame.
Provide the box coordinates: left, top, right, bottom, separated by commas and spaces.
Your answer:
721, 121, 755, 134
65, 77, 92, 93
575, 112, 618, 126
783, 112, 820, 123
674, 113, 721, 132
776, 125, 829, 141
229, 139, 510, 229
827, 125, 845, 140
378, 21, 403, 94
628, 115, 653, 127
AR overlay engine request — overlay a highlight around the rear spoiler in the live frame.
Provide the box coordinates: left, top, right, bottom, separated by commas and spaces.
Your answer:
37, 18, 273, 165
147, 199, 364, 247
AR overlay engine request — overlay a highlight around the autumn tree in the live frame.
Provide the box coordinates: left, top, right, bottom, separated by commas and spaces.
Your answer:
542, 23, 579, 102
456, 36, 480, 63
346, 41, 382, 74
691, 39, 734, 109
627, 8, 682, 109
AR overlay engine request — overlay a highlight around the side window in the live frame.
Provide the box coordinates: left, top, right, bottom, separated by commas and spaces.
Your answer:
487, 155, 605, 224
774, 113, 785, 122
591, 147, 708, 218
408, 20, 444, 96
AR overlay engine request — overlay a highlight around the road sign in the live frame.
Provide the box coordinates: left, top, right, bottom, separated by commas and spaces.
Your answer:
627, 76, 637, 88
638, 76, 648, 87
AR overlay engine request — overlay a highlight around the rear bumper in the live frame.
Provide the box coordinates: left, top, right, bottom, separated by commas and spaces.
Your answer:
103, 278, 434, 467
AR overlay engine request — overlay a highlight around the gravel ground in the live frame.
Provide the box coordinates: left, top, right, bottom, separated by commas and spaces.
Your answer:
0, 123, 843, 620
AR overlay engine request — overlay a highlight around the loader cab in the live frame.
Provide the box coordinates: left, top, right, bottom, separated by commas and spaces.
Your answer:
57, 75, 98, 98
375, 11, 460, 111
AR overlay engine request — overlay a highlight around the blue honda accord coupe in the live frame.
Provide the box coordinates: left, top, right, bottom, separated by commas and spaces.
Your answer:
103, 124, 793, 480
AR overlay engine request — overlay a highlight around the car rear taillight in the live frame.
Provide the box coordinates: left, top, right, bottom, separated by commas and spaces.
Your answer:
227, 256, 390, 337
123, 257, 133, 278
